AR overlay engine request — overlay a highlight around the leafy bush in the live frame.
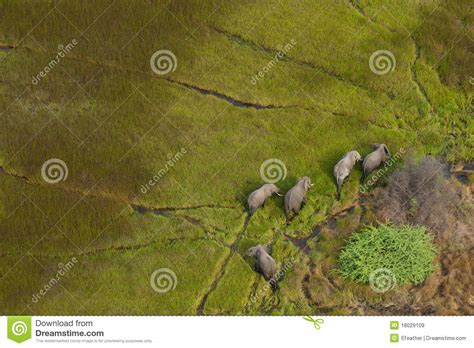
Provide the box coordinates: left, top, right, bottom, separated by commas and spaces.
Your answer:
339, 224, 437, 285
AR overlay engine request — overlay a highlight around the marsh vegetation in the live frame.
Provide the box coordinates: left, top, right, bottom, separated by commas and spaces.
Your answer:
0, 0, 472, 315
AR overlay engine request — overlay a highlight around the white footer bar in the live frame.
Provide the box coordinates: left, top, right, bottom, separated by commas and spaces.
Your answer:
1, 316, 471, 347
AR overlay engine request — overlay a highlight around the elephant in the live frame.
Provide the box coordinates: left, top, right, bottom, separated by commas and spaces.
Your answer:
284, 176, 313, 217
246, 244, 277, 292
362, 143, 391, 180
333, 150, 361, 199
247, 183, 282, 215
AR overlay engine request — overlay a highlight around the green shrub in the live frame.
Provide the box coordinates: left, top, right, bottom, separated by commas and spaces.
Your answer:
338, 224, 437, 286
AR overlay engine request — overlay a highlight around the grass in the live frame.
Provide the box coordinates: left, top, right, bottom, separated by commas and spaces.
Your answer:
0, 239, 229, 315
338, 224, 438, 285
0, 0, 472, 315
204, 254, 255, 315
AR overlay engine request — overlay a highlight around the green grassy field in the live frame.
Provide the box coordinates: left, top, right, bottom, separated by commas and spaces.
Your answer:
0, 0, 472, 315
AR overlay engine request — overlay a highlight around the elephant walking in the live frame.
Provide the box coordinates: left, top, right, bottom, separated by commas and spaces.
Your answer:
284, 176, 313, 217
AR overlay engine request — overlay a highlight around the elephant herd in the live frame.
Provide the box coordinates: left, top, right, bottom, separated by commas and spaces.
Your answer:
245, 143, 391, 290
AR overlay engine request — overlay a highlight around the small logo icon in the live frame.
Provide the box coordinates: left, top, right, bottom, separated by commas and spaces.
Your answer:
41, 158, 68, 184
369, 50, 396, 75
390, 321, 399, 330
150, 267, 177, 293
390, 333, 399, 343
7, 316, 32, 343
303, 316, 324, 330
260, 158, 287, 184
150, 50, 177, 75
369, 267, 397, 293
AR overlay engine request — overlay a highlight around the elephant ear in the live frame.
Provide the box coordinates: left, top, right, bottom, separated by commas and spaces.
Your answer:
246, 247, 257, 257
271, 184, 280, 193
371, 143, 381, 150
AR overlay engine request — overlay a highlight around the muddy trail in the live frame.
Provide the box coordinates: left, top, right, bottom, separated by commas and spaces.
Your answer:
2, 42, 298, 111
0, 44, 14, 52
410, 36, 433, 112
450, 163, 474, 185
163, 77, 294, 110
0, 164, 241, 215
208, 25, 376, 95
196, 214, 251, 314
284, 201, 360, 254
